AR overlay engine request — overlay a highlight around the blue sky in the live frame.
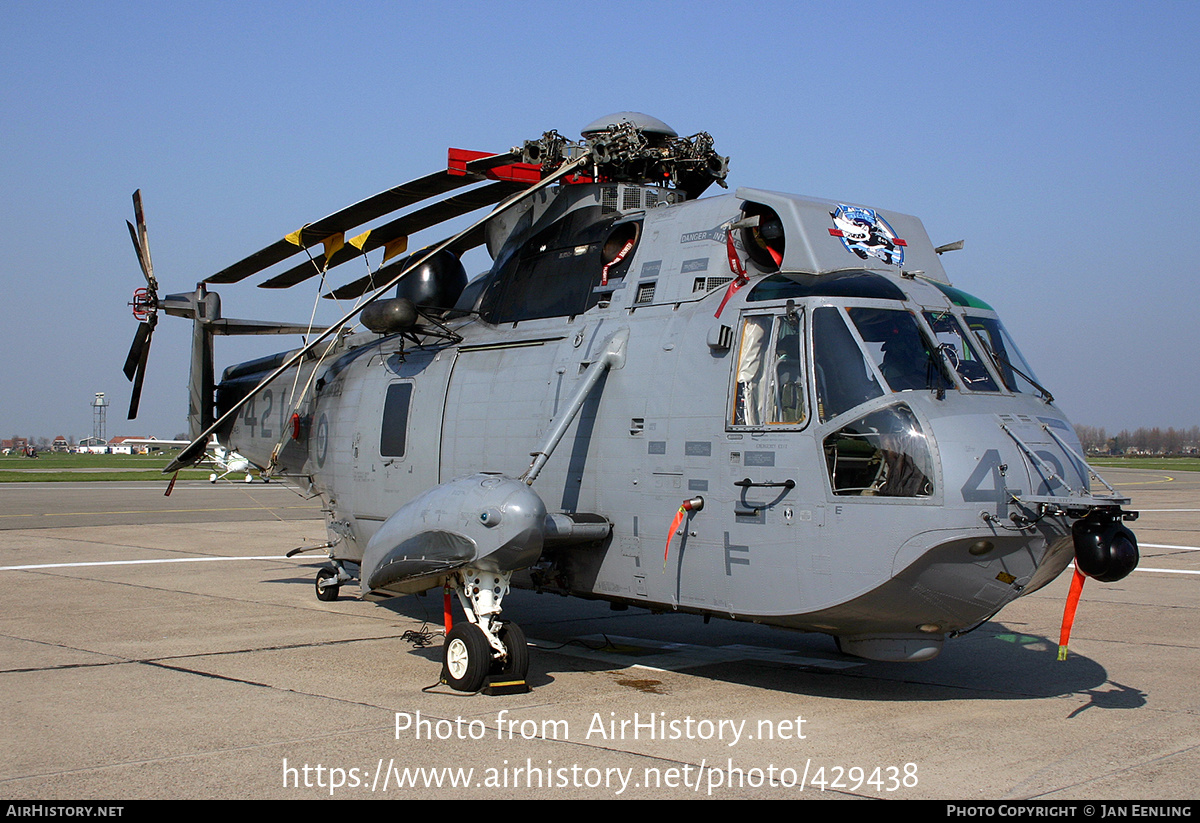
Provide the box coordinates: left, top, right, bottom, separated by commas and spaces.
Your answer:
2, 1, 1197, 440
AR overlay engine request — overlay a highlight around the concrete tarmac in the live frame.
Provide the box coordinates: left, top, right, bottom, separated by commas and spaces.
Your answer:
0, 469, 1196, 800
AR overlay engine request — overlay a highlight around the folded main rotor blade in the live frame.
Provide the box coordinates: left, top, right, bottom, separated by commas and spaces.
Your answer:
205, 152, 519, 285
165, 152, 590, 475
324, 224, 489, 301
259, 180, 527, 290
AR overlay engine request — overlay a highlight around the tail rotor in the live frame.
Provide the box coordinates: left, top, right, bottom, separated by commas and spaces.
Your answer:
123, 190, 158, 419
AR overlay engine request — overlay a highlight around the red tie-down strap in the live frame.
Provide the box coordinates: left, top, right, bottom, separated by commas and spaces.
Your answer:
715, 230, 749, 318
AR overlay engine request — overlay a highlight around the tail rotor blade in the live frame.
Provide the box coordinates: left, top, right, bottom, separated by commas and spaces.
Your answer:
127, 326, 152, 419
127, 221, 151, 285
123, 321, 152, 382
128, 190, 156, 289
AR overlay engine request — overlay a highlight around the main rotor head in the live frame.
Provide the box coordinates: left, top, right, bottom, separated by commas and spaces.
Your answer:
518, 112, 729, 198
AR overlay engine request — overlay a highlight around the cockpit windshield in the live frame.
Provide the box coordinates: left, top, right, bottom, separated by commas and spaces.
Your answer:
964, 314, 1050, 398
923, 311, 999, 392
734, 300, 1054, 436
847, 307, 953, 394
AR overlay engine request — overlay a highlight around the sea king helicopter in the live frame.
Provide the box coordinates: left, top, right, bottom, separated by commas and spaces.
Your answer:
123, 113, 1139, 693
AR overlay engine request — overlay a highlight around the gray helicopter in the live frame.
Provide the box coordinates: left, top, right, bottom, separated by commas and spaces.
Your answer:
124, 113, 1139, 693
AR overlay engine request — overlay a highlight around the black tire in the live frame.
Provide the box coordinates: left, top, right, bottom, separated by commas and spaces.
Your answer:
315, 568, 340, 602
442, 623, 492, 692
493, 622, 529, 681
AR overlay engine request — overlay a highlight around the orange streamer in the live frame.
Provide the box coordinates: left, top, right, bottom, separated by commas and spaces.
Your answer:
1058, 565, 1087, 661
663, 506, 686, 571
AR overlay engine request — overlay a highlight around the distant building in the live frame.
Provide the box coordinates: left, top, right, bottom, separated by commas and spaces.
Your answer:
107, 436, 148, 455
77, 437, 108, 454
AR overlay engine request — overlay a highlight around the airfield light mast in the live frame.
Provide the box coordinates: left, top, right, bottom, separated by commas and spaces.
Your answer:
92, 392, 108, 443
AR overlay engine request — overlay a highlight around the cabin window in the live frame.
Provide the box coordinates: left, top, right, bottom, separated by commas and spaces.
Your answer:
380, 382, 413, 458
811, 307, 883, 423
823, 404, 934, 497
731, 312, 807, 428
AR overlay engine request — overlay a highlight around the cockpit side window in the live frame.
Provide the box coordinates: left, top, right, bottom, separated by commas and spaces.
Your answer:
731, 312, 807, 428
772, 314, 805, 424
733, 316, 771, 426
812, 307, 883, 423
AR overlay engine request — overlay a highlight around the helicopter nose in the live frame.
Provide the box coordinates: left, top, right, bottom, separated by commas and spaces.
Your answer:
1072, 509, 1140, 582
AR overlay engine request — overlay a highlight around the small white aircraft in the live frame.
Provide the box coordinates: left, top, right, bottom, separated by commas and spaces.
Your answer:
206, 443, 266, 484
119, 438, 264, 483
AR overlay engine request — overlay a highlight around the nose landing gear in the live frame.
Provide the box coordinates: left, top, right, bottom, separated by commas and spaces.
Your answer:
440, 568, 529, 694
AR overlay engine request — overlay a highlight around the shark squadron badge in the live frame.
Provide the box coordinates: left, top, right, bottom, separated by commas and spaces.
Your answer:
829, 204, 906, 266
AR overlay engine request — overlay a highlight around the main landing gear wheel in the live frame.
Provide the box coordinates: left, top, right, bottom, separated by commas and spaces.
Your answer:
493, 622, 529, 681
315, 567, 340, 602
442, 623, 492, 692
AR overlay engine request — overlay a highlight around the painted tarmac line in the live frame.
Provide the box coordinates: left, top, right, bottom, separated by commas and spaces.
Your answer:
1131, 567, 1200, 575
0, 505, 315, 519
0, 555, 307, 571
6, 552, 1197, 575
